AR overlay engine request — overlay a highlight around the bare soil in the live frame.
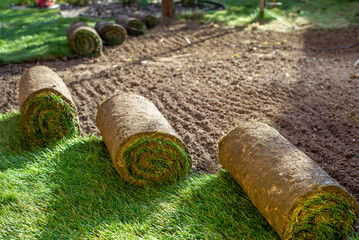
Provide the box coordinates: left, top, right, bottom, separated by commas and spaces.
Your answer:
1, 21, 358, 229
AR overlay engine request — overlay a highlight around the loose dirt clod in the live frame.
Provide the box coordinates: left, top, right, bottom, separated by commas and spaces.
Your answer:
67, 21, 102, 56
96, 93, 191, 186
18, 66, 79, 145
218, 122, 358, 240
95, 21, 127, 46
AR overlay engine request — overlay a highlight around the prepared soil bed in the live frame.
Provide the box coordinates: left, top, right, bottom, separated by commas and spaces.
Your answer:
0, 21, 358, 229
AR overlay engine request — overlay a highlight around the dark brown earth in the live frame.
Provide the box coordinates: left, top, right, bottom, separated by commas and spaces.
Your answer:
1, 21, 358, 229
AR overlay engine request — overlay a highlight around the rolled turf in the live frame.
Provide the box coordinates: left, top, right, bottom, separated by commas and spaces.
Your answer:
96, 93, 191, 186
128, 11, 158, 28
115, 15, 146, 36
218, 121, 358, 240
19, 66, 79, 145
67, 21, 102, 56
95, 21, 127, 46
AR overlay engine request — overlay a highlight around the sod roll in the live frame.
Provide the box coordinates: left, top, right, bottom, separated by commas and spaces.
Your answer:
95, 21, 127, 46
96, 93, 191, 186
115, 15, 146, 36
19, 66, 79, 145
67, 20, 102, 56
128, 11, 158, 28
218, 122, 358, 240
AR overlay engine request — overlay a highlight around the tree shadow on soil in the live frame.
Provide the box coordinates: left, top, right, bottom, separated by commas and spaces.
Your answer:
272, 25, 359, 232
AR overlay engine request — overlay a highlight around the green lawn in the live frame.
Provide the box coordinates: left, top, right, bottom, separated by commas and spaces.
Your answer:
202, 0, 359, 29
0, 110, 281, 239
0, 8, 98, 64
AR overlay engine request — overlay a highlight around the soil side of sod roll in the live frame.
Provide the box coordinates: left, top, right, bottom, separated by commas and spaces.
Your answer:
218, 122, 358, 240
95, 21, 127, 46
67, 20, 102, 56
115, 15, 146, 36
19, 66, 79, 145
128, 11, 158, 28
96, 93, 192, 186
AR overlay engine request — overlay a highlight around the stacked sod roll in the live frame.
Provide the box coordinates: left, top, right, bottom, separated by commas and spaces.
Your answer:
19, 66, 79, 145
115, 15, 146, 36
218, 122, 358, 240
95, 21, 127, 46
128, 12, 158, 28
96, 93, 191, 186
67, 21, 102, 56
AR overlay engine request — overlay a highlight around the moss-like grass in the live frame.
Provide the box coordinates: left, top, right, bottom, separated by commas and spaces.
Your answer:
22, 92, 79, 146
122, 134, 191, 186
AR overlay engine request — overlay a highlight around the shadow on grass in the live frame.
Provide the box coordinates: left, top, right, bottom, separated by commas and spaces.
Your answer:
37, 136, 171, 239
0, 111, 41, 171
152, 171, 279, 239
0, 111, 78, 171
0, 111, 27, 154
0, 112, 33, 173
0, 111, 278, 239
38, 135, 279, 239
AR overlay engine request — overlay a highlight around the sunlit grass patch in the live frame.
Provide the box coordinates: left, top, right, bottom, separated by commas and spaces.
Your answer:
0, 8, 98, 64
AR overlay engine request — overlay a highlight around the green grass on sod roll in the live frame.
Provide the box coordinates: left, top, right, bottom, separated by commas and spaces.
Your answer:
70, 29, 102, 56
100, 26, 126, 46
144, 17, 157, 29
286, 191, 357, 240
22, 92, 79, 146
122, 134, 191, 185
127, 20, 145, 36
